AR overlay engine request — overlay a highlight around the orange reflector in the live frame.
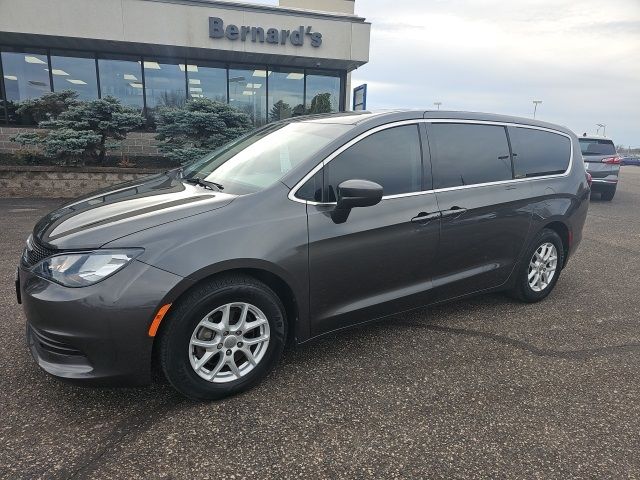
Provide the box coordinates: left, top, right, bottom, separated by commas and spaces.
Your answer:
148, 303, 172, 337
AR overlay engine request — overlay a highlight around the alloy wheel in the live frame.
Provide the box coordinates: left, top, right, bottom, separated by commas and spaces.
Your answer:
528, 242, 558, 292
188, 302, 270, 383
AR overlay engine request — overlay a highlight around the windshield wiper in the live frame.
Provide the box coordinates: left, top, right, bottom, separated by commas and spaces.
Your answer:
184, 177, 224, 191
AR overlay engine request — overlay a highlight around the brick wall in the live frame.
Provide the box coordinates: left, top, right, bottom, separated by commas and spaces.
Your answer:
0, 165, 163, 198
0, 127, 161, 157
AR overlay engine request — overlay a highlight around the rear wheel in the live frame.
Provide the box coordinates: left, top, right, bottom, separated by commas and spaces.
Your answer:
600, 185, 616, 201
510, 228, 564, 303
159, 275, 287, 400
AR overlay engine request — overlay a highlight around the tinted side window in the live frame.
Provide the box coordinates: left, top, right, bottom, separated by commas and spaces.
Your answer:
429, 123, 512, 189
296, 170, 323, 202
510, 127, 571, 178
325, 125, 422, 201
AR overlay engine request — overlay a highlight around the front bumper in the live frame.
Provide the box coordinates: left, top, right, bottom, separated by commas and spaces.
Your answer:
19, 259, 188, 386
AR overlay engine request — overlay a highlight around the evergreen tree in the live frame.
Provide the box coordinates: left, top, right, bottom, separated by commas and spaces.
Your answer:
307, 92, 333, 114
270, 100, 292, 121
12, 96, 143, 165
154, 98, 253, 164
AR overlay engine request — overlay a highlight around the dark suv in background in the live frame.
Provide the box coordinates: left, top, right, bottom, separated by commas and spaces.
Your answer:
579, 135, 620, 200
17, 111, 590, 400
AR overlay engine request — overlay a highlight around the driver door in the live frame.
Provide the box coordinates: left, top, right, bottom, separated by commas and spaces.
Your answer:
303, 123, 441, 337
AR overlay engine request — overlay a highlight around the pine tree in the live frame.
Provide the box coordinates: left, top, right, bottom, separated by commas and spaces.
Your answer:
12, 94, 143, 165
154, 98, 253, 164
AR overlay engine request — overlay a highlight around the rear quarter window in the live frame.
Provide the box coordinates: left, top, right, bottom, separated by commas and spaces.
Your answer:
509, 127, 571, 178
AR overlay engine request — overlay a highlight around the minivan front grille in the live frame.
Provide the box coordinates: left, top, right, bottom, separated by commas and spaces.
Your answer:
23, 237, 57, 267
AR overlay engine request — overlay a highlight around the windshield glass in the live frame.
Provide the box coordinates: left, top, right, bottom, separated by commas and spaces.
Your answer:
579, 138, 616, 156
182, 122, 351, 195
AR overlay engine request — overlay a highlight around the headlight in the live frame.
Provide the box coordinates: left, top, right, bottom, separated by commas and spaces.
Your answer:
32, 249, 143, 287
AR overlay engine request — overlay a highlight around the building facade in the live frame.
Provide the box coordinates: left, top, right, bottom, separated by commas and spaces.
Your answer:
0, 0, 370, 125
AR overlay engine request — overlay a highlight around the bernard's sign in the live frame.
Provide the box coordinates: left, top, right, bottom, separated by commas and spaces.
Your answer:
209, 17, 323, 47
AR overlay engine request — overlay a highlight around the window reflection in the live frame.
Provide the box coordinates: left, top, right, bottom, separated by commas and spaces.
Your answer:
1, 50, 51, 102
50, 51, 99, 100
305, 70, 341, 113
268, 67, 304, 121
187, 62, 226, 102
228, 66, 267, 126
98, 55, 144, 109
143, 59, 186, 110
1, 49, 51, 124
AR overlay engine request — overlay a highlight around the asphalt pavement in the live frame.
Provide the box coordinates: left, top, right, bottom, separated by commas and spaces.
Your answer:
1, 168, 640, 479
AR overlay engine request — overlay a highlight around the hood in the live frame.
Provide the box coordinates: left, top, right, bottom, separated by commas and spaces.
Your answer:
33, 172, 236, 249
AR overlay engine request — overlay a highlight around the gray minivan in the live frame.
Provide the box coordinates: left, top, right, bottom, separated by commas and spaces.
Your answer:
579, 135, 620, 200
17, 111, 590, 400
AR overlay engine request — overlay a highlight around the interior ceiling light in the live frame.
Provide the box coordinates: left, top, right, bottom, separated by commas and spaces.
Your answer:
67, 79, 87, 85
4, 75, 18, 81
143, 61, 161, 70
245, 83, 262, 89
179, 64, 198, 72
129, 82, 143, 88
51, 69, 69, 76
252, 70, 270, 77
189, 79, 201, 85
286, 72, 304, 80
123, 74, 137, 81
25, 56, 46, 64
189, 87, 202, 92
242, 90, 255, 96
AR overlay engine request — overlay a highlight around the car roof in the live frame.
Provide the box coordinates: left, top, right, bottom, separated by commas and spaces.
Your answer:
579, 135, 613, 141
293, 110, 574, 135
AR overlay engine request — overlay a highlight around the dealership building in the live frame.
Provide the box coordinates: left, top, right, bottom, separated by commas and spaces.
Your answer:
0, 0, 371, 125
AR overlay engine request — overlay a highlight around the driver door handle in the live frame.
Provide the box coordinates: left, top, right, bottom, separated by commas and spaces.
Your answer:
411, 212, 441, 223
440, 206, 467, 218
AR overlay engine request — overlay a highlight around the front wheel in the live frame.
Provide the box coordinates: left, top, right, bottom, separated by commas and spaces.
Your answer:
509, 229, 565, 303
159, 275, 287, 401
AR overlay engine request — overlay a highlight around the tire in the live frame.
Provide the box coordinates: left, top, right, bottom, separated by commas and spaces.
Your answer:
509, 228, 565, 303
600, 186, 616, 201
159, 275, 287, 401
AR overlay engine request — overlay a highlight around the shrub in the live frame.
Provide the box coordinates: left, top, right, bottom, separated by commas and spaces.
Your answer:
12, 96, 144, 165
13, 90, 79, 124
154, 98, 253, 164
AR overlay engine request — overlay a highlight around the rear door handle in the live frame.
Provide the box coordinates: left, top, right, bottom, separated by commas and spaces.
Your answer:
411, 212, 440, 223
440, 206, 467, 218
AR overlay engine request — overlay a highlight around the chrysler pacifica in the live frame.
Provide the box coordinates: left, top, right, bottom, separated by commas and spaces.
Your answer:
17, 111, 590, 400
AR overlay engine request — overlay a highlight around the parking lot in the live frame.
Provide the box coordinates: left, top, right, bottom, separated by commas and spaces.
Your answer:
1, 167, 639, 479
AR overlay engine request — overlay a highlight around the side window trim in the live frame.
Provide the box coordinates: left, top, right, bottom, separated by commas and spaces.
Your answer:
504, 125, 517, 180
288, 119, 574, 205
418, 122, 434, 192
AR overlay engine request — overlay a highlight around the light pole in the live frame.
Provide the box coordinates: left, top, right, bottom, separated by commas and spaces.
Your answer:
434, 102, 442, 110
596, 123, 606, 136
532, 100, 542, 118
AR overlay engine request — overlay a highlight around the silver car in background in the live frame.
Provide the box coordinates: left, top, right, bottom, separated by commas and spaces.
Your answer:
579, 135, 620, 201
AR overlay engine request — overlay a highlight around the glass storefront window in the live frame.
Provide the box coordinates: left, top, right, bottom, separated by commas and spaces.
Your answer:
305, 70, 341, 114
267, 67, 304, 121
1, 49, 51, 124
50, 51, 99, 100
143, 59, 186, 110
1, 49, 51, 102
187, 62, 227, 102
228, 66, 267, 126
97, 55, 144, 109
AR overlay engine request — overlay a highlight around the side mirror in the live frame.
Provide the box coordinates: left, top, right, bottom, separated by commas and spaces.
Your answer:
331, 179, 383, 223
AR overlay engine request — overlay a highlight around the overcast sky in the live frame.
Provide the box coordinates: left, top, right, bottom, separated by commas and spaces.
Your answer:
252, 0, 640, 146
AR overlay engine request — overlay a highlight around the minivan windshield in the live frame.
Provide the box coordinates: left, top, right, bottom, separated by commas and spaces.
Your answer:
182, 122, 351, 195
579, 138, 616, 156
